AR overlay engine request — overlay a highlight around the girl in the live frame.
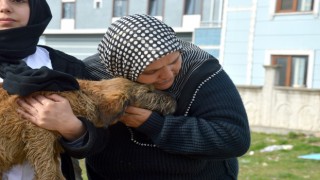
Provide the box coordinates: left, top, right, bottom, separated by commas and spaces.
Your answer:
0, 0, 89, 179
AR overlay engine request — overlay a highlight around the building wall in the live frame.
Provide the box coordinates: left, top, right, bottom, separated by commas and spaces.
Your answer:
46, 0, 62, 29
75, 0, 113, 29
44, 0, 320, 88
129, 0, 148, 14
194, 28, 221, 58
238, 65, 320, 134
221, 0, 320, 89
163, 0, 184, 27
252, 0, 320, 88
44, 0, 222, 61
41, 34, 103, 60
41, 32, 193, 60
220, 0, 253, 85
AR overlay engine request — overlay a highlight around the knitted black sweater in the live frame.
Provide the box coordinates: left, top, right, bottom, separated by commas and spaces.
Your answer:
63, 57, 251, 180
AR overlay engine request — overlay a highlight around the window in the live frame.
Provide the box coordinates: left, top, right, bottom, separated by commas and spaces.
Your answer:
62, 2, 75, 19
201, 0, 223, 27
113, 0, 128, 17
184, 0, 202, 15
148, 0, 163, 16
272, 55, 308, 87
94, 0, 102, 9
276, 0, 314, 13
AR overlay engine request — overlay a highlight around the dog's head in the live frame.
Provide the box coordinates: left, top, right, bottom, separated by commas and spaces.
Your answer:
78, 78, 176, 128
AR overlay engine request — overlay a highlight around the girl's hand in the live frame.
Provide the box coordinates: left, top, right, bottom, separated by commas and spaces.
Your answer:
120, 106, 152, 128
17, 94, 86, 141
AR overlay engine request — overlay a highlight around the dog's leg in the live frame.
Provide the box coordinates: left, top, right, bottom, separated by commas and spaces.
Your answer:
0, 145, 23, 180
23, 124, 65, 180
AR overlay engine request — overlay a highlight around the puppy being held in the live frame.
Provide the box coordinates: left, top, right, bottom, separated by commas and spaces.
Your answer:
0, 77, 176, 180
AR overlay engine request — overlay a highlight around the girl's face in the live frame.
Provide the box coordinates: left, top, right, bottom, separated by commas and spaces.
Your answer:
0, 0, 30, 30
137, 51, 182, 90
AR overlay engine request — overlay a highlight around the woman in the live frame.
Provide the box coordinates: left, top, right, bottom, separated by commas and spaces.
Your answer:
1, 0, 88, 179
81, 14, 251, 179
20, 14, 251, 179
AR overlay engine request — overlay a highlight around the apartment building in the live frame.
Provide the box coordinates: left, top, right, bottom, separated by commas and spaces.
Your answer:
44, 0, 319, 89
44, 0, 222, 61
222, 0, 320, 89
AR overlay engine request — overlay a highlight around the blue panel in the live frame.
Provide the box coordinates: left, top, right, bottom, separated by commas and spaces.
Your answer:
225, 31, 249, 42
228, 0, 252, 7
129, 0, 148, 14
194, 28, 221, 46
227, 11, 252, 20
273, 13, 318, 21
224, 64, 247, 85
257, 0, 271, 7
76, 0, 113, 29
299, 154, 320, 160
254, 35, 320, 49
255, 4, 271, 21
164, 0, 183, 27
223, 53, 248, 65
205, 49, 220, 58
313, 62, 320, 88
252, 50, 265, 64
251, 64, 265, 86
46, 1, 61, 29
229, 76, 247, 85
221, 48, 248, 85
251, 63, 265, 78
226, 12, 251, 32
224, 42, 249, 53
255, 21, 320, 36
224, 64, 247, 75
251, 77, 264, 85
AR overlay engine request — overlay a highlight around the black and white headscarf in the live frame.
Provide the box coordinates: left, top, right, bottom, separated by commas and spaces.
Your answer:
98, 14, 182, 81
97, 14, 213, 98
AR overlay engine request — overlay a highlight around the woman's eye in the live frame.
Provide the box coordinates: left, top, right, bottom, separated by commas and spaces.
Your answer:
142, 71, 156, 75
11, 0, 28, 3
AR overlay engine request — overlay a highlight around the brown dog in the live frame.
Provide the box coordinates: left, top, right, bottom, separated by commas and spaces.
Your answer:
0, 77, 176, 180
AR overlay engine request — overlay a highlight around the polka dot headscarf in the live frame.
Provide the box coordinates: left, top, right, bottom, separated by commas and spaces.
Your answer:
98, 14, 182, 81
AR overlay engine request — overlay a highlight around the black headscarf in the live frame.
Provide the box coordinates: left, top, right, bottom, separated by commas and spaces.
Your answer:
0, 0, 79, 96
0, 0, 52, 62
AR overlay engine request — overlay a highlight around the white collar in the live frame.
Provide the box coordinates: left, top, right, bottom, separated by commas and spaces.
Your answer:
23, 46, 52, 69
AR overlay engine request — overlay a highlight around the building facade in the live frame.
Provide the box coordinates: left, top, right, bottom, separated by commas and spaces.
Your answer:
42, 0, 320, 133
44, 0, 320, 89
222, 0, 320, 89
44, 0, 222, 60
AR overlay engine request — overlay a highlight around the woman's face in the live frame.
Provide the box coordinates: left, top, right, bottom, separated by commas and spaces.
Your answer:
137, 51, 182, 90
0, 0, 30, 30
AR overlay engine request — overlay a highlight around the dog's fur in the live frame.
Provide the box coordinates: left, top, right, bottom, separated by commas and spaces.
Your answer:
0, 77, 176, 180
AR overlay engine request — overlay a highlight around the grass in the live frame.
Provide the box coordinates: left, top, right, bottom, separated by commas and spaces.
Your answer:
79, 132, 320, 180
79, 159, 87, 180
239, 132, 320, 180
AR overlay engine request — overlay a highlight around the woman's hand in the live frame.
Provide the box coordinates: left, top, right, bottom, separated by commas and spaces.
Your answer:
120, 106, 152, 128
16, 94, 86, 141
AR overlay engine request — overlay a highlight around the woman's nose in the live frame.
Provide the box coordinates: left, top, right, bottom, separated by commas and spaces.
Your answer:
0, 1, 12, 13
159, 66, 173, 79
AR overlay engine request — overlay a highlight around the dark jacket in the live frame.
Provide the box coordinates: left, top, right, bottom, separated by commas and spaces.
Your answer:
63, 53, 251, 179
